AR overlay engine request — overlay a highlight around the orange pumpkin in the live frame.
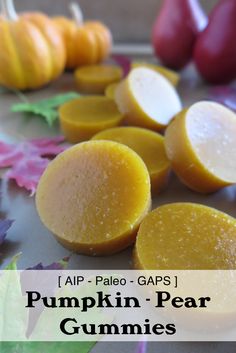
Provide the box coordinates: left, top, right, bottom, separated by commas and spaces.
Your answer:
0, 0, 66, 90
54, 3, 112, 69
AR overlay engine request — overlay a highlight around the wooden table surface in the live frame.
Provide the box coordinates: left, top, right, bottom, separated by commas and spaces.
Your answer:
0, 59, 235, 352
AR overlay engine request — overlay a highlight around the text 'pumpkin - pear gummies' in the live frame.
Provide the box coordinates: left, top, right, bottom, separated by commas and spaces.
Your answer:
36, 140, 151, 256
134, 203, 236, 270
165, 101, 236, 193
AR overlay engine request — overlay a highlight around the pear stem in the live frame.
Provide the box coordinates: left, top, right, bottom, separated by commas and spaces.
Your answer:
1, 0, 18, 20
69, 2, 84, 26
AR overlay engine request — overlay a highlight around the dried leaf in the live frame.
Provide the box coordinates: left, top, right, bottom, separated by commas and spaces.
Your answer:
4, 253, 21, 270
0, 219, 13, 245
1, 255, 96, 353
23, 257, 71, 337
27, 256, 70, 270
0, 253, 27, 341
208, 86, 236, 112
135, 340, 148, 353
112, 54, 131, 77
6, 157, 50, 195
0, 342, 96, 353
11, 92, 80, 126
0, 137, 67, 195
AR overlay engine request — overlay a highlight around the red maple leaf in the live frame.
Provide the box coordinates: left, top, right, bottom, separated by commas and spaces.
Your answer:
0, 137, 68, 195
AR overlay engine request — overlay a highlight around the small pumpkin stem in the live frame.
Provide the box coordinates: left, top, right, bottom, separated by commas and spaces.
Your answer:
69, 2, 84, 26
1, 0, 18, 21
